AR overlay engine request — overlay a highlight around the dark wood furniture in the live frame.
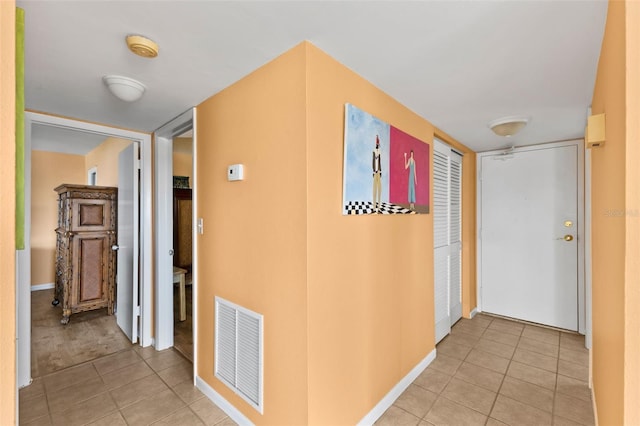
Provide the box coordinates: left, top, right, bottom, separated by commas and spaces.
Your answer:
54, 184, 117, 324
173, 188, 192, 272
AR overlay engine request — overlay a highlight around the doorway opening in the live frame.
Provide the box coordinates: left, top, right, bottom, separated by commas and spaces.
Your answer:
18, 112, 153, 388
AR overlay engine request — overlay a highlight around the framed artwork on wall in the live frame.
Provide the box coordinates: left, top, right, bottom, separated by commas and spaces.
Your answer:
342, 103, 430, 215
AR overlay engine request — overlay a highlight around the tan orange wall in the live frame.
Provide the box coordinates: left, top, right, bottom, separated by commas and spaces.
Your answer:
85, 137, 131, 187
30, 151, 85, 286
0, 1, 16, 422
304, 44, 434, 424
195, 44, 309, 424
624, 1, 640, 423
172, 153, 192, 186
173, 137, 192, 185
590, 1, 626, 424
195, 42, 475, 424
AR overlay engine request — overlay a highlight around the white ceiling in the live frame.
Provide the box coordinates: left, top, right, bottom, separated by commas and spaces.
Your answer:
18, 0, 608, 153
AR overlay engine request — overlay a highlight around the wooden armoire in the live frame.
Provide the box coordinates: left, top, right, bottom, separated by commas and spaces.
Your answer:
54, 184, 117, 324
173, 188, 192, 271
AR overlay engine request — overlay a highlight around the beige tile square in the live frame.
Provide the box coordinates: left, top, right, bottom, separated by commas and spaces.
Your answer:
50, 393, 118, 426
430, 353, 463, 375
449, 328, 482, 346
189, 397, 230, 426
133, 345, 158, 360
110, 373, 170, 408
21, 414, 53, 426
452, 321, 487, 337
214, 418, 239, 426
425, 396, 487, 426
92, 349, 142, 375
157, 359, 193, 387
47, 376, 109, 413
436, 338, 473, 360
19, 377, 45, 400
43, 363, 100, 393
120, 388, 186, 426
522, 326, 560, 346
145, 349, 188, 372
481, 329, 520, 347
556, 374, 592, 402
152, 407, 205, 425
86, 411, 128, 426
559, 347, 589, 367
490, 395, 551, 426
19, 393, 50, 424
554, 392, 595, 425
172, 380, 206, 404
475, 338, 516, 360
560, 333, 586, 351
487, 319, 524, 337
506, 361, 557, 390
558, 359, 589, 382
553, 415, 585, 426
394, 384, 438, 418
414, 368, 453, 394
454, 362, 504, 392
486, 418, 509, 426
512, 348, 558, 372
465, 349, 510, 374
440, 377, 497, 415
499, 376, 554, 413
101, 360, 155, 389
517, 337, 559, 358
375, 406, 421, 426
467, 315, 493, 328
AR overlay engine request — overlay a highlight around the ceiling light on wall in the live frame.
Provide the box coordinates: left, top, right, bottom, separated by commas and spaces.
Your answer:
488, 116, 529, 137
126, 34, 159, 58
103, 75, 146, 102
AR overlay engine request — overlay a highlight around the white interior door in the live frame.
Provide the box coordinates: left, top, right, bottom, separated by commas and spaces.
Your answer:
434, 140, 463, 343
116, 143, 140, 342
480, 144, 578, 330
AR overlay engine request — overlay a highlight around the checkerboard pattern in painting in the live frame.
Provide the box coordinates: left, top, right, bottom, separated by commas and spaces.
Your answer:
345, 201, 416, 215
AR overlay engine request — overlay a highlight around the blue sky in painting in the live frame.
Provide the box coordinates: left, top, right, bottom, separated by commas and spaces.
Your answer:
343, 104, 390, 211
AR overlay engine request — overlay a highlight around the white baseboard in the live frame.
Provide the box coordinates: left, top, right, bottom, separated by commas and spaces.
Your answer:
591, 386, 599, 426
31, 283, 54, 291
195, 376, 253, 426
357, 348, 437, 426
469, 308, 478, 318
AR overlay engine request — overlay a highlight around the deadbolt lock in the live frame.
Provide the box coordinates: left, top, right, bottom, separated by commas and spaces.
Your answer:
564, 220, 573, 227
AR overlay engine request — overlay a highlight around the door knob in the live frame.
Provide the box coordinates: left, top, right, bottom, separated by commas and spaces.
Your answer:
564, 235, 573, 242
111, 245, 119, 251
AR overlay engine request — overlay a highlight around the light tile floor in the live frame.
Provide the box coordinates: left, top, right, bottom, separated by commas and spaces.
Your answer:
19, 346, 238, 426
20, 312, 593, 425
376, 313, 594, 426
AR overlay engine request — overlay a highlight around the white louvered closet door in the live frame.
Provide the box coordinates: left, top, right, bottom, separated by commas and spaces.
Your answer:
433, 139, 463, 344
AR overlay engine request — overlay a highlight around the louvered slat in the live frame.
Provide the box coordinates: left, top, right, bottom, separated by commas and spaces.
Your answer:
215, 302, 237, 386
237, 311, 261, 406
434, 150, 449, 249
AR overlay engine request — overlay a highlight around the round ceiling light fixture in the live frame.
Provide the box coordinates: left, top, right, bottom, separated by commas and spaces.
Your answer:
103, 75, 146, 102
126, 34, 159, 58
488, 116, 529, 137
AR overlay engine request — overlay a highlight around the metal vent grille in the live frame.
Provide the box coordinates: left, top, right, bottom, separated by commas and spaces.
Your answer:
215, 297, 263, 413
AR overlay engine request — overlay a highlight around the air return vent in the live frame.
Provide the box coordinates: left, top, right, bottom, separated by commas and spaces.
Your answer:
215, 297, 264, 414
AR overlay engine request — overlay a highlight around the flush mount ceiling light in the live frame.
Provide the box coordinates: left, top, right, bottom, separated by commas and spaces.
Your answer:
488, 116, 529, 137
103, 75, 146, 102
126, 34, 159, 58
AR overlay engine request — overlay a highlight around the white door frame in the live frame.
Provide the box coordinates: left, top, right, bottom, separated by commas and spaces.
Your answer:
476, 139, 587, 335
18, 112, 153, 388
152, 109, 194, 353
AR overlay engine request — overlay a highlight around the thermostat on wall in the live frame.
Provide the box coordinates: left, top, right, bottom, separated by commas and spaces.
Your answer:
227, 164, 244, 181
